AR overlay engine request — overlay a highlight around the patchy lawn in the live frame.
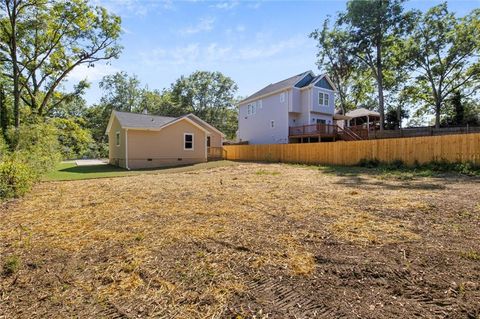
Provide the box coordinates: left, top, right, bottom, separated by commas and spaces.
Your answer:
44, 160, 238, 181
1, 163, 479, 318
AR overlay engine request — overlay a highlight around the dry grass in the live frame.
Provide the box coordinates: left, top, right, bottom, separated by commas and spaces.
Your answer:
1, 163, 479, 318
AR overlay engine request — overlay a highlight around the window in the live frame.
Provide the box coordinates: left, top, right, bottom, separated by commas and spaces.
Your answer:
271, 120, 275, 128
317, 119, 326, 124
257, 100, 262, 109
247, 102, 256, 115
318, 92, 329, 106
184, 133, 194, 150
280, 92, 285, 103
207, 136, 211, 147
115, 131, 120, 147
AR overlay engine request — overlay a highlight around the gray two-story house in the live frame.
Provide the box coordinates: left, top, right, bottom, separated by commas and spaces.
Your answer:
237, 71, 339, 144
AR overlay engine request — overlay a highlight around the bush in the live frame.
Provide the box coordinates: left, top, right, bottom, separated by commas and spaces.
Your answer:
51, 117, 94, 159
0, 122, 62, 200
0, 157, 34, 198
358, 158, 381, 168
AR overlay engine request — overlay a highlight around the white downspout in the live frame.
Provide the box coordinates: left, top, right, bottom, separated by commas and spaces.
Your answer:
125, 128, 130, 170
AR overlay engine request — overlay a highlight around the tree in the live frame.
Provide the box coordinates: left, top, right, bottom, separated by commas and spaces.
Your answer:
170, 71, 238, 136
51, 117, 93, 159
0, 0, 122, 129
405, 4, 480, 128
99, 71, 142, 112
339, 0, 413, 130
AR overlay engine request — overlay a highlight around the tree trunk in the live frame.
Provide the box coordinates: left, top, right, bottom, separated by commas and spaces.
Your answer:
396, 104, 401, 129
376, 44, 385, 132
8, 0, 20, 128
0, 85, 7, 138
435, 100, 441, 129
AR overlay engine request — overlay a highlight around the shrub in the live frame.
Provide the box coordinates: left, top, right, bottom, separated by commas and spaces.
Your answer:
51, 117, 94, 159
0, 157, 35, 198
358, 158, 381, 168
2, 255, 21, 276
1, 122, 62, 199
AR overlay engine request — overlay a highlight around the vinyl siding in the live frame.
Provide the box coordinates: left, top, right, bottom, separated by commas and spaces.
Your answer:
238, 90, 289, 144
126, 120, 207, 169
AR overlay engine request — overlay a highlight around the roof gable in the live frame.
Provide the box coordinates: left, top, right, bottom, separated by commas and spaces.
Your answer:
294, 73, 315, 88
240, 70, 312, 104
105, 110, 218, 135
314, 77, 334, 90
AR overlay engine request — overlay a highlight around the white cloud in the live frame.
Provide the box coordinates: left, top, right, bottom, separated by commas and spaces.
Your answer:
247, 1, 261, 9
67, 63, 119, 82
93, 0, 174, 17
179, 17, 215, 35
211, 1, 239, 10
141, 34, 310, 68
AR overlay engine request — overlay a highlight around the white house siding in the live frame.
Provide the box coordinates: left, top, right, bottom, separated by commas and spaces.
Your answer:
238, 91, 289, 144
311, 86, 335, 124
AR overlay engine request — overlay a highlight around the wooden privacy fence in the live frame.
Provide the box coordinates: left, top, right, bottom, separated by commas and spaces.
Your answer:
223, 133, 480, 166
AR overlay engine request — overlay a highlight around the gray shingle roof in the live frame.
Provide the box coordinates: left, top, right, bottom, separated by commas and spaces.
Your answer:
114, 110, 177, 129
240, 71, 312, 103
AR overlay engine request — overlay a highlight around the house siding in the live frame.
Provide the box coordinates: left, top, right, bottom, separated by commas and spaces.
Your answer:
238, 91, 289, 144
126, 120, 207, 169
108, 116, 127, 168
311, 86, 335, 122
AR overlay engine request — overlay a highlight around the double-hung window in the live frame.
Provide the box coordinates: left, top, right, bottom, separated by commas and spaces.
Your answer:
184, 133, 194, 150
318, 92, 329, 106
247, 102, 256, 115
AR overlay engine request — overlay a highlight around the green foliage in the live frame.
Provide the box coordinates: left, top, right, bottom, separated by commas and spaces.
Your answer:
0, 0, 122, 127
0, 157, 34, 198
51, 117, 94, 159
358, 158, 381, 168
338, 0, 414, 127
8, 122, 62, 176
170, 71, 239, 138
405, 3, 480, 128
357, 158, 480, 176
311, 20, 377, 113
0, 122, 61, 199
2, 255, 21, 276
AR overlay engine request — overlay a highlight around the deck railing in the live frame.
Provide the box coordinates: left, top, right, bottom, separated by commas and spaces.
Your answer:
289, 124, 338, 137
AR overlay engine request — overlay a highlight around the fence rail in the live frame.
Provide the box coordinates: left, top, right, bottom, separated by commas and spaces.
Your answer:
223, 133, 480, 166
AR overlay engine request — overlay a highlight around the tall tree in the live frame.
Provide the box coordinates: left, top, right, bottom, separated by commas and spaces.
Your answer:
170, 71, 238, 136
339, 0, 412, 130
99, 71, 142, 113
405, 4, 480, 128
310, 19, 355, 114
0, 0, 122, 128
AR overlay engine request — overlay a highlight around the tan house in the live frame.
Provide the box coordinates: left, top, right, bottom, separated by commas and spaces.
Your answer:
106, 110, 225, 169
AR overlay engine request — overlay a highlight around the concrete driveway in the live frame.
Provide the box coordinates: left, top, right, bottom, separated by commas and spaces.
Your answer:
75, 159, 108, 166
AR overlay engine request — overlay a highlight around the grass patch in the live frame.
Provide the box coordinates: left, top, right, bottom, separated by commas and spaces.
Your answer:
3, 255, 21, 276
44, 160, 238, 181
301, 159, 480, 180
460, 250, 480, 261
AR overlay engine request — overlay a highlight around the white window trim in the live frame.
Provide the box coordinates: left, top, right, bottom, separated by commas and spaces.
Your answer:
280, 92, 285, 103
184, 133, 194, 151
247, 102, 257, 116
115, 131, 120, 147
318, 92, 329, 106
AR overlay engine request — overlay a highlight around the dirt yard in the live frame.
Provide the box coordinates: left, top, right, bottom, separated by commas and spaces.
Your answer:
1, 163, 479, 318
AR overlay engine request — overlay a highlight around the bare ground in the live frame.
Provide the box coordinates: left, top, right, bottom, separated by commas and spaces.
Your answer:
1, 163, 479, 318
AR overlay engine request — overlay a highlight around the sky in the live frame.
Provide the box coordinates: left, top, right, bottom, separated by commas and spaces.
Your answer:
67, 0, 480, 106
